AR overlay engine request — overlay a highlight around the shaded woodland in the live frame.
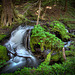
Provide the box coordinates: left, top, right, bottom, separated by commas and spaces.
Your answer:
0, 0, 75, 75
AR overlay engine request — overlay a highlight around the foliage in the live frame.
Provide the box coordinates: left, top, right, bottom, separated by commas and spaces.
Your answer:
69, 44, 75, 51
30, 24, 64, 52
0, 34, 6, 41
67, 24, 75, 30
0, 60, 7, 68
65, 51, 75, 57
1, 56, 75, 75
49, 21, 70, 40
51, 53, 60, 61
43, 52, 52, 65
0, 45, 9, 60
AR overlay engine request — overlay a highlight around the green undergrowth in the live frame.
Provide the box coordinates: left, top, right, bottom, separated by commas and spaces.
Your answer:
59, 50, 75, 57
0, 45, 9, 68
0, 34, 6, 41
68, 41, 75, 51
1, 56, 75, 75
65, 51, 75, 57
68, 33, 75, 38
48, 21, 70, 40
0, 45, 9, 60
30, 23, 70, 65
30, 24, 64, 52
67, 24, 75, 30
0, 60, 7, 68
51, 53, 60, 61
59, 18, 75, 22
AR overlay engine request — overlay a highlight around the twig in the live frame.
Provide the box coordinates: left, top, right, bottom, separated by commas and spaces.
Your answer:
8, 50, 31, 58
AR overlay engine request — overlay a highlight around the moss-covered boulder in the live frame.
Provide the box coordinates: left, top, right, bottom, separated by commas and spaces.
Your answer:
0, 45, 9, 60
30, 24, 64, 52
49, 21, 70, 41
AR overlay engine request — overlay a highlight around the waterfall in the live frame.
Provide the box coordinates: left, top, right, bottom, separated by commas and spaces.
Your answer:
1, 26, 39, 73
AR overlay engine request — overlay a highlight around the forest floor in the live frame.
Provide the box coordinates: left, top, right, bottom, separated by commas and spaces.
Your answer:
0, 2, 75, 75
0, 3, 75, 34
0, 2, 75, 43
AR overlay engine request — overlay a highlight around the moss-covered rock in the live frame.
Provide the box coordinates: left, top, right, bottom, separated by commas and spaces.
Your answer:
0, 45, 9, 60
30, 24, 64, 52
0, 34, 6, 41
49, 21, 70, 41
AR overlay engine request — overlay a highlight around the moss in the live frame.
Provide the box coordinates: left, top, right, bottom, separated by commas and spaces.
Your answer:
59, 50, 75, 62
67, 24, 75, 30
1, 56, 75, 75
0, 60, 7, 68
69, 45, 75, 51
43, 52, 51, 65
0, 45, 9, 60
0, 34, 6, 41
30, 24, 64, 52
51, 54, 60, 61
60, 18, 75, 22
65, 51, 75, 57
68, 33, 75, 38
49, 21, 70, 40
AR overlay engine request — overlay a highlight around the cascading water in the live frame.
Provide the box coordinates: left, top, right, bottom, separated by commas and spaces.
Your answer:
1, 26, 39, 73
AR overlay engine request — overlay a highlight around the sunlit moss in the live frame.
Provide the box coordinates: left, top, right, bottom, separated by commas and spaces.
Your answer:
30, 24, 64, 52
43, 52, 51, 65
0, 45, 9, 60
49, 21, 70, 40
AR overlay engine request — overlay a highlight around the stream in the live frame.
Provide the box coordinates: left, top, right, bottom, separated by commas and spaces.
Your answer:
0, 23, 72, 73
1, 26, 39, 73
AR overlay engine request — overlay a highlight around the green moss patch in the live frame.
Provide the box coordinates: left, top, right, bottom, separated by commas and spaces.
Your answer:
49, 21, 70, 40
0, 34, 6, 41
30, 24, 64, 52
0, 60, 7, 68
65, 51, 75, 57
67, 24, 75, 30
0, 45, 9, 60
51, 54, 60, 61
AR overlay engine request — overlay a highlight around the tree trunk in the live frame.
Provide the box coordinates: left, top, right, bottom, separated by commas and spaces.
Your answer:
62, 47, 66, 61
1, 0, 14, 26
36, 0, 41, 25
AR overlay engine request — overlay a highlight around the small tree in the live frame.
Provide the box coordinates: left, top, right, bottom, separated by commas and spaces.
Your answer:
36, 0, 41, 25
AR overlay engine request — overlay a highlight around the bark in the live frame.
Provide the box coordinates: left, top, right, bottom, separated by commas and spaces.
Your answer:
1, 0, 14, 26
62, 47, 66, 61
36, 0, 41, 25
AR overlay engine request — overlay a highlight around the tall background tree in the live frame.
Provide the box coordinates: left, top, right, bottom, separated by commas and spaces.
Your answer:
1, 0, 14, 26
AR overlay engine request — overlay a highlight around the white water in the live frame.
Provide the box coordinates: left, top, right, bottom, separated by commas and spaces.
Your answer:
1, 26, 39, 73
